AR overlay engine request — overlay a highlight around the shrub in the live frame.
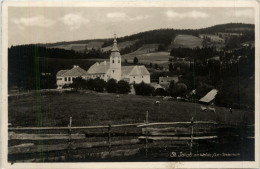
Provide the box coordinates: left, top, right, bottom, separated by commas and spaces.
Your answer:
106, 79, 117, 93
152, 88, 168, 96
69, 77, 87, 90
167, 81, 187, 97
86, 79, 96, 90
85, 78, 106, 92
93, 78, 106, 92
117, 80, 131, 94
133, 57, 138, 65
134, 82, 154, 96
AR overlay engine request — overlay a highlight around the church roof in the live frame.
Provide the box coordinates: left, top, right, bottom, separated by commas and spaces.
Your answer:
111, 34, 119, 52
87, 61, 110, 74
122, 65, 150, 76
57, 65, 88, 77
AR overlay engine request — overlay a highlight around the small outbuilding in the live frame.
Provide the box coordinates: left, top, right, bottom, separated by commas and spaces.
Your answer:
199, 89, 218, 105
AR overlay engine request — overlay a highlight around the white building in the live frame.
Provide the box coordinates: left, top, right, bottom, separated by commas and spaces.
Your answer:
56, 34, 150, 88
56, 65, 88, 89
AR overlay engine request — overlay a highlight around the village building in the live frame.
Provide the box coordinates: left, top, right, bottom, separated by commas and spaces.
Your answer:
56, 65, 88, 89
159, 76, 179, 86
199, 89, 218, 105
56, 34, 150, 89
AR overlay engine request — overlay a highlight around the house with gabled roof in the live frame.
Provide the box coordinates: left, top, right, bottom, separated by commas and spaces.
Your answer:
56, 65, 88, 89
56, 34, 150, 89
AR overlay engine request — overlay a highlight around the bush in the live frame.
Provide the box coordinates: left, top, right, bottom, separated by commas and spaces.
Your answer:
86, 78, 106, 92
69, 77, 87, 90
152, 88, 168, 96
117, 80, 131, 94
106, 79, 117, 93
93, 78, 106, 92
167, 81, 187, 97
86, 79, 96, 90
133, 57, 138, 65
134, 82, 154, 96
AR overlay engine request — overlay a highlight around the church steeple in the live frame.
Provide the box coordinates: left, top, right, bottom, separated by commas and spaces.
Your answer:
111, 34, 119, 52
109, 34, 121, 81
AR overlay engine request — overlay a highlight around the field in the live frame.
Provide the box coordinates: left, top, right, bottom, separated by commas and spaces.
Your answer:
102, 40, 139, 52
47, 41, 104, 53
123, 51, 171, 68
169, 35, 203, 49
8, 91, 255, 162
8, 91, 254, 127
129, 44, 160, 55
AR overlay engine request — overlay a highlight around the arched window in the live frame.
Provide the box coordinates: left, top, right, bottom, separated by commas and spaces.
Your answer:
118, 60, 120, 63
112, 60, 114, 63
113, 70, 114, 73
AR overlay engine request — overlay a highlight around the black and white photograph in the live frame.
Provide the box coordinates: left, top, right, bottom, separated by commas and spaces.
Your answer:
1, 1, 259, 168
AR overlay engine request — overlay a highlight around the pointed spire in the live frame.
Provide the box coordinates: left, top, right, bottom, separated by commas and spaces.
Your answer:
111, 34, 119, 52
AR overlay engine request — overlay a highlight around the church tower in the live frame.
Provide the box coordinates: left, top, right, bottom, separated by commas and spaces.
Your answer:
109, 34, 121, 81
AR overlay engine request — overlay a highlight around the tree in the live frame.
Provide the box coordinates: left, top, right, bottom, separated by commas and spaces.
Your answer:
93, 78, 106, 92
149, 63, 153, 68
169, 63, 174, 72
117, 80, 131, 94
167, 80, 176, 96
158, 44, 166, 51
154, 64, 158, 69
152, 88, 168, 96
125, 59, 128, 63
69, 77, 87, 90
86, 79, 96, 90
106, 79, 117, 93
134, 82, 154, 96
133, 57, 138, 65
167, 81, 187, 97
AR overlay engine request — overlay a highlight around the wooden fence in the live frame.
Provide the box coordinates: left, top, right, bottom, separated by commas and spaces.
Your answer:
8, 111, 254, 162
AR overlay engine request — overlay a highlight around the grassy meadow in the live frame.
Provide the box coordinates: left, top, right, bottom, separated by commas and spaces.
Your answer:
170, 35, 203, 49
123, 51, 171, 68
8, 91, 254, 128
47, 41, 104, 52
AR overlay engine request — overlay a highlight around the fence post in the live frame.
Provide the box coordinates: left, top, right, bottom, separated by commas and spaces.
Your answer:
69, 117, 72, 143
145, 111, 149, 158
108, 124, 112, 153
67, 117, 72, 160
190, 116, 194, 150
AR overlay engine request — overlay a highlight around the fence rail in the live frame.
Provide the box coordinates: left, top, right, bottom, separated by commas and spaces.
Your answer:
8, 114, 254, 162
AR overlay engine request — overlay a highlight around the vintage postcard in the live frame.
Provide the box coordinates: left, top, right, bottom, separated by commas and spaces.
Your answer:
1, 0, 259, 168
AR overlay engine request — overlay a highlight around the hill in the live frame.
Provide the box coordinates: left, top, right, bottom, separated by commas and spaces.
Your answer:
169, 35, 203, 49
38, 23, 254, 54
101, 40, 139, 52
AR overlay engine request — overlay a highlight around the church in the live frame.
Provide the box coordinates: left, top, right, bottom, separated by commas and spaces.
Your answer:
56, 35, 150, 89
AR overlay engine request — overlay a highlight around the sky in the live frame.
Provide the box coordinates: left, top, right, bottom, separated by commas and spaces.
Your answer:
8, 7, 254, 46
